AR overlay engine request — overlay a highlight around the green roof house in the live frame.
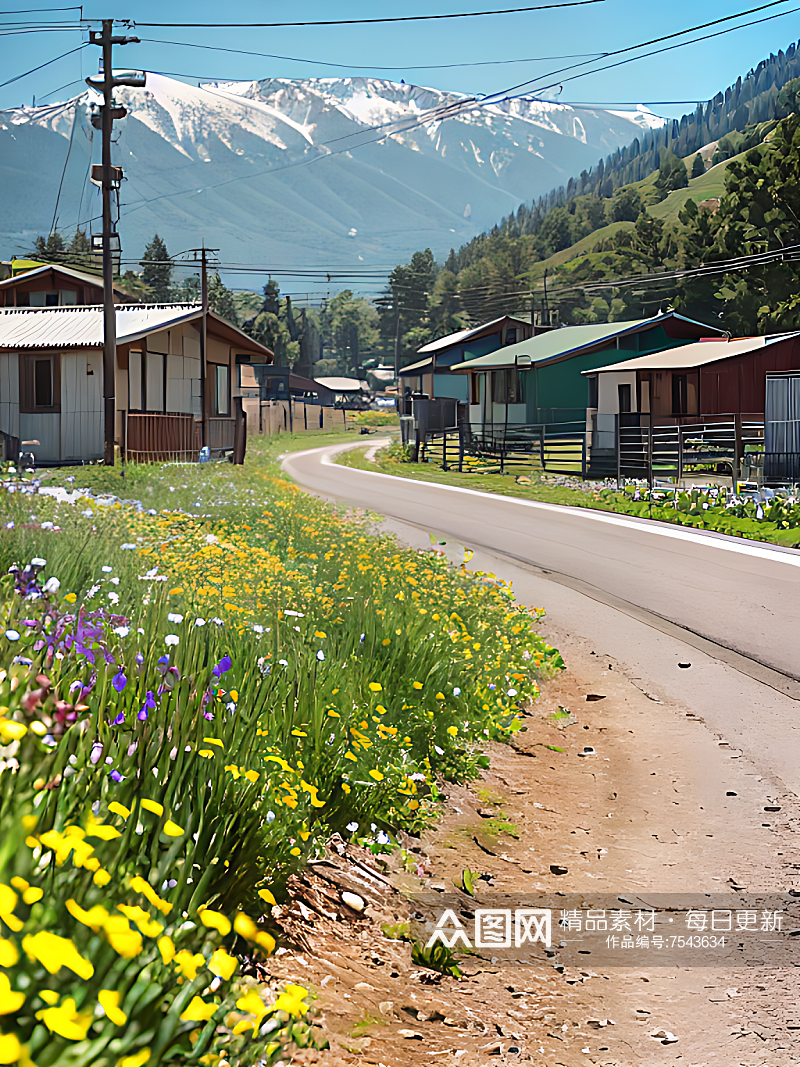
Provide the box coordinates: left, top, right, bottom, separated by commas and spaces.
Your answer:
450, 312, 725, 432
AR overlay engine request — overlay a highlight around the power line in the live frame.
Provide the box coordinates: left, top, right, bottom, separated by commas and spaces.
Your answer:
128, 2, 605, 29
483, 0, 796, 99
138, 37, 606, 73
0, 41, 87, 89
0, 5, 82, 11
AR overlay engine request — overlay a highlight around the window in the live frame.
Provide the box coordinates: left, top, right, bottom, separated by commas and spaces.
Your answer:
587, 375, 598, 409
29, 292, 59, 307
672, 374, 688, 415
20, 353, 59, 413
618, 383, 632, 414
470, 373, 480, 405
215, 365, 230, 415
505, 328, 517, 345
492, 369, 525, 405
128, 350, 144, 412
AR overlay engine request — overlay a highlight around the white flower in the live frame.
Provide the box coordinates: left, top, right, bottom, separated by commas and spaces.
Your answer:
4, 630, 20, 641
164, 634, 180, 647
137, 627, 145, 635
210, 617, 223, 626
205, 534, 218, 545
108, 577, 120, 586
43, 577, 60, 594
167, 613, 184, 624
453, 687, 461, 696
107, 592, 120, 605
120, 543, 136, 550
113, 626, 130, 637
434, 745, 444, 755
507, 688, 518, 697
82, 509, 93, 518
30, 557, 46, 568
278, 659, 288, 666
376, 831, 390, 845
4, 522, 13, 529
85, 584, 100, 599
40, 521, 54, 530
266, 811, 276, 823
316, 649, 325, 661
284, 609, 305, 618
194, 618, 206, 627
102, 565, 113, 573
346, 822, 359, 832
522, 650, 531, 661
253, 624, 264, 634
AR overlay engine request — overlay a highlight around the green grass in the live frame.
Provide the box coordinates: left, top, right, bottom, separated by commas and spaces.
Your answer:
0, 438, 564, 1066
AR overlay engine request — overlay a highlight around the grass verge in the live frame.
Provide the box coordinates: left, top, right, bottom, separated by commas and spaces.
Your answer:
0, 434, 562, 1066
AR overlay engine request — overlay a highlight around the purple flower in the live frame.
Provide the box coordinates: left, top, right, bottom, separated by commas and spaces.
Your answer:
138, 690, 156, 721
203, 711, 214, 721
112, 670, 127, 692
135, 653, 144, 665
112, 711, 125, 726
109, 769, 125, 783
90, 742, 103, 764
212, 655, 232, 678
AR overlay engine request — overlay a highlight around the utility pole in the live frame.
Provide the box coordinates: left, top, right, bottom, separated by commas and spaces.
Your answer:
186, 246, 219, 448
88, 22, 144, 465
393, 284, 401, 383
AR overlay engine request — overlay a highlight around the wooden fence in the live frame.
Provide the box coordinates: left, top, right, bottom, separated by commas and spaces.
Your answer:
125, 413, 196, 462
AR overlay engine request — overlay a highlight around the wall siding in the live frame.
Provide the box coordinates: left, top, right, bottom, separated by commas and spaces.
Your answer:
0, 353, 19, 438
61, 350, 102, 461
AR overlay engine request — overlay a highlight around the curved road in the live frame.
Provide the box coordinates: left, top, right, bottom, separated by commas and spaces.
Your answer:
284, 441, 800, 686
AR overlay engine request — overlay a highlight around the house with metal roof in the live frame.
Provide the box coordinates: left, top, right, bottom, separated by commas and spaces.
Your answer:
399, 315, 532, 402
0, 262, 135, 307
0, 303, 272, 464
583, 333, 800, 449
449, 312, 725, 433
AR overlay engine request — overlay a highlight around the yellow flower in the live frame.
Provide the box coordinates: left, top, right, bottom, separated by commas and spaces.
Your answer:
243, 770, 259, 783
66, 899, 109, 931
39, 991, 58, 1006
0, 720, 27, 742
232, 913, 257, 939
93, 869, 112, 887
447, 725, 458, 736
368, 770, 384, 782
412, 681, 423, 690
435, 692, 445, 700
314, 631, 327, 639
290, 846, 301, 856
0, 940, 18, 968
202, 738, 223, 748
85, 823, 121, 841
22, 931, 93, 979
0, 886, 21, 933
199, 909, 231, 936
0, 1031, 21, 1064
270, 983, 310, 1018
36, 997, 92, 1040
22, 886, 42, 905
368, 682, 382, 692
0, 974, 23, 1015
180, 996, 217, 1023
173, 950, 204, 981
130, 876, 172, 915
162, 820, 184, 837
157, 936, 175, 965
257, 887, 276, 906
140, 800, 164, 817
207, 948, 237, 981
300, 781, 325, 807
117, 905, 163, 938
344, 752, 357, 762
99, 989, 127, 1026
108, 802, 131, 819
104, 917, 143, 958
117, 1048, 151, 1067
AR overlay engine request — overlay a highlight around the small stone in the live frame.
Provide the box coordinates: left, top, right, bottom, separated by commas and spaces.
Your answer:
341, 890, 365, 911
398, 1029, 423, 1039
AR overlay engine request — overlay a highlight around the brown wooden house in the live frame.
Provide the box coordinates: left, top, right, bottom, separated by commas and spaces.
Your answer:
0, 263, 135, 307
584, 334, 800, 447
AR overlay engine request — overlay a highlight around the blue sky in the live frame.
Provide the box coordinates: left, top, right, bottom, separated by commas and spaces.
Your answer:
2, 1, 800, 117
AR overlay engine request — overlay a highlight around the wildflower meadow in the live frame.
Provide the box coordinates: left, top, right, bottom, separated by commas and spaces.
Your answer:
0, 441, 562, 1066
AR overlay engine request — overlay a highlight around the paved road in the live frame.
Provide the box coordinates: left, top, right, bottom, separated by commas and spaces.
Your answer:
283, 441, 800, 685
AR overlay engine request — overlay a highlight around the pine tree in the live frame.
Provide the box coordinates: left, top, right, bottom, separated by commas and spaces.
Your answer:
208, 273, 238, 324
691, 154, 706, 179
141, 234, 172, 303
33, 231, 65, 261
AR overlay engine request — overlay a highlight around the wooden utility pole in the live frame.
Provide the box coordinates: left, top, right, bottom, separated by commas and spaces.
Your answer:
187, 246, 219, 448
88, 22, 144, 464
393, 284, 401, 382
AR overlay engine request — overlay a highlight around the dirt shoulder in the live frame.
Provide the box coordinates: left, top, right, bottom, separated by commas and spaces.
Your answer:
268, 620, 799, 1067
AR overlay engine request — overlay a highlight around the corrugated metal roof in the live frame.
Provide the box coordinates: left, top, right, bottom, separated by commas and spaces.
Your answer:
417, 315, 528, 354
0, 304, 202, 350
584, 334, 797, 373
399, 356, 434, 376
450, 319, 653, 372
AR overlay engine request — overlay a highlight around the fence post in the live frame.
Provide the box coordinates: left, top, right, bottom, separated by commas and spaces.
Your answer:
647, 422, 654, 490
733, 413, 742, 490
442, 431, 448, 471
581, 431, 587, 479
458, 424, 464, 473
677, 425, 683, 486
615, 416, 622, 490
500, 445, 505, 475
540, 426, 545, 472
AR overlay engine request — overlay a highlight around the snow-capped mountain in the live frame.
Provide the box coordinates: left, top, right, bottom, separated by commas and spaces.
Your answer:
0, 73, 663, 284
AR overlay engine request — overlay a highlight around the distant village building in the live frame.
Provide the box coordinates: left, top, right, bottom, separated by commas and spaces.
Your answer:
0, 263, 135, 307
